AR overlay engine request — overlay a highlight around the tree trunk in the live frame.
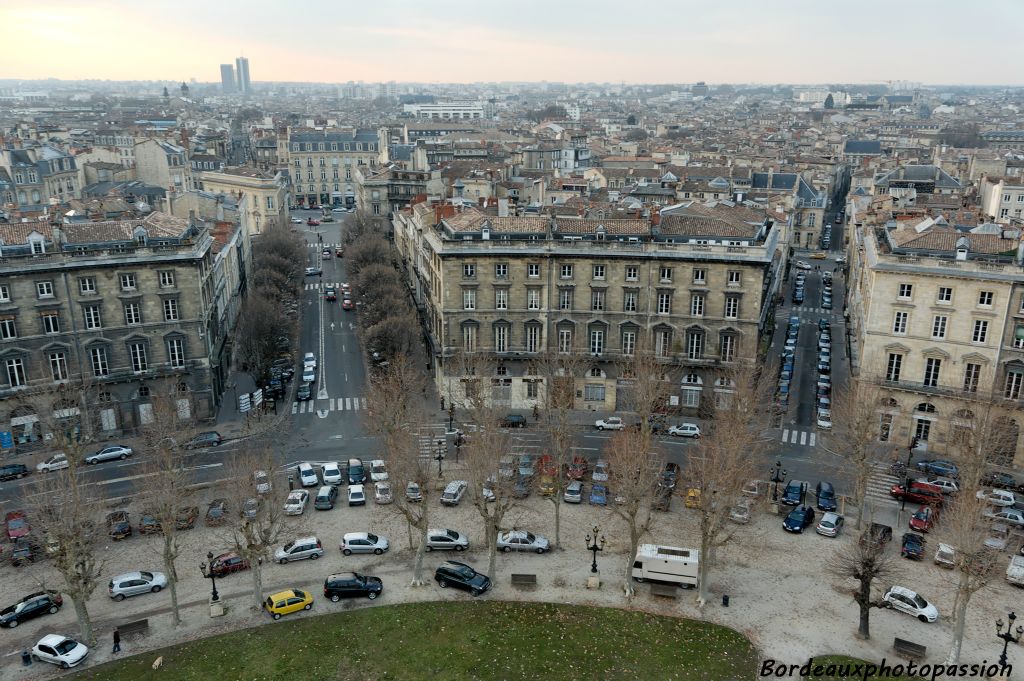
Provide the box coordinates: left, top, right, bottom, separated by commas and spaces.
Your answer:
71, 595, 94, 647
854, 493, 866, 531
553, 497, 562, 550
406, 519, 413, 550
698, 521, 713, 603
163, 536, 181, 626
857, 579, 872, 639
624, 516, 639, 597
251, 561, 264, 611
945, 571, 971, 664
486, 518, 498, 579
411, 522, 428, 586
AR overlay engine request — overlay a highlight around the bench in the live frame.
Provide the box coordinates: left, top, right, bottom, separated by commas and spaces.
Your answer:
510, 573, 537, 587
119, 619, 150, 642
649, 583, 679, 599
893, 637, 926, 661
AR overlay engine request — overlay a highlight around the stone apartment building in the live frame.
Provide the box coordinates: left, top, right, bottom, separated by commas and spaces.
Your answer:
134, 139, 193, 194
394, 202, 784, 413
280, 128, 380, 209
0, 212, 216, 448
199, 167, 290, 236
849, 215, 1024, 467
0, 144, 82, 211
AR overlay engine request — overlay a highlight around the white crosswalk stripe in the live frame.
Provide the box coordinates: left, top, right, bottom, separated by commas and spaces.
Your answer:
780, 428, 817, 447
290, 395, 366, 415
865, 463, 900, 505
308, 243, 344, 248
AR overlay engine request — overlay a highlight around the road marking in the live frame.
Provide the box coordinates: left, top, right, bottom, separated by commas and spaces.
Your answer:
800, 431, 807, 445
317, 409, 329, 418
345, 397, 352, 410
97, 463, 223, 486
329, 398, 335, 410
291, 402, 298, 414
809, 432, 817, 447
361, 398, 367, 409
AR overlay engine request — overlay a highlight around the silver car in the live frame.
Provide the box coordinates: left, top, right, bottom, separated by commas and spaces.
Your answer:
425, 528, 469, 552
85, 445, 133, 465
274, 537, 324, 564
108, 571, 167, 600
340, 532, 389, 556
496, 530, 549, 554
563, 480, 583, 503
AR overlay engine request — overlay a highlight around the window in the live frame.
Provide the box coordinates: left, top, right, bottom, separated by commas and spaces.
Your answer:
494, 325, 508, 353
892, 311, 908, 335
559, 289, 573, 310
879, 413, 893, 442
0, 318, 15, 339
0, 284, 8, 302
526, 326, 540, 353
462, 290, 476, 310
124, 303, 141, 325
590, 329, 604, 354
692, 268, 706, 284
120, 273, 137, 291
81, 305, 102, 330
41, 312, 59, 334
1015, 324, 1024, 349
886, 353, 903, 382
159, 271, 175, 288
622, 330, 636, 356
584, 384, 606, 402
5, 358, 26, 387
721, 334, 736, 362
558, 329, 573, 353
495, 263, 508, 279
625, 266, 638, 281
923, 357, 941, 388
79, 277, 97, 295
167, 338, 185, 368
725, 296, 739, 319
85, 346, 109, 377
727, 270, 741, 286
970, 319, 988, 344
463, 264, 475, 278
462, 326, 477, 351
937, 287, 952, 303
527, 263, 540, 278
689, 294, 703, 316
623, 290, 637, 312
978, 291, 993, 307
659, 266, 672, 282
963, 363, 981, 393
129, 343, 148, 372
495, 289, 508, 310
591, 290, 605, 311
1006, 370, 1024, 400
31, 240, 45, 254
560, 264, 573, 279
592, 265, 605, 280
527, 289, 540, 310
163, 299, 180, 321
48, 352, 68, 381
897, 283, 913, 300
36, 281, 53, 298
932, 315, 947, 339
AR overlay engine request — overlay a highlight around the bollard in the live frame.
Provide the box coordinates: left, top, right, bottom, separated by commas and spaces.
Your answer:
722, 594, 730, 607
21, 651, 31, 666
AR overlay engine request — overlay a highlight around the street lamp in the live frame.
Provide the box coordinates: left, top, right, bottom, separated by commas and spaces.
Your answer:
585, 525, 605, 574
199, 551, 220, 603
996, 611, 1023, 670
769, 461, 787, 502
435, 439, 446, 477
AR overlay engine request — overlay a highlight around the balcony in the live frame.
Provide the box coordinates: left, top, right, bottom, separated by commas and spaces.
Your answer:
880, 379, 961, 398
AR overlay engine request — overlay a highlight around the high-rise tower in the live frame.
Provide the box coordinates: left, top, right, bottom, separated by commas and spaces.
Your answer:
235, 57, 251, 94
220, 64, 236, 93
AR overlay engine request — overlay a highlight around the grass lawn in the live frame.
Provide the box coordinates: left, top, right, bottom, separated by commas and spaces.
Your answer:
75, 601, 756, 680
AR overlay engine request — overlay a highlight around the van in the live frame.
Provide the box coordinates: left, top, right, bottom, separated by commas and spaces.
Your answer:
631, 544, 699, 587
440, 480, 468, 506
314, 485, 338, 510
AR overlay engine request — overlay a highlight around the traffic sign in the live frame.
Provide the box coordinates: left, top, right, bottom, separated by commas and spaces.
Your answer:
238, 393, 251, 413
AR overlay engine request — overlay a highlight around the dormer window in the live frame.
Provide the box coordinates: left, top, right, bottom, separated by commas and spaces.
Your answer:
30, 240, 44, 255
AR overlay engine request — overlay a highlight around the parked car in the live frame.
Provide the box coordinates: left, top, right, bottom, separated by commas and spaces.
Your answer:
592, 460, 610, 483
729, 498, 753, 524
901, 533, 926, 560
816, 512, 844, 537
909, 505, 938, 533
106, 511, 131, 540
370, 460, 389, 482
31, 634, 89, 668
815, 481, 837, 511
922, 477, 959, 495
781, 480, 808, 506
983, 507, 1024, 527
499, 456, 516, 479
283, 490, 309, 516
275, 537, 324, 564
668, 423, 701, 438
563, 480, 584, 504
347, 458, 365, 484
0, 464, 30, 481
0, 591, 62, 628
426, 528, 469, 552
321, 461, 343, 485
653, 486, 673, 512
85, 444, 133, 464
5, 510, 29, 542
296, 382, 313, 401
659, 462, 681, 490
108, 571, 167, 600
264, 589, 313, 620
323, 572, 382, 602
859, 522, 893, 549
175, 506, 199, 530
594, 417, 625, 431
889, 482, 944, 506
782, 506, 815, 533
916, 459, 959, 478
882, 585, 939, 622
406, 482, 423, 502
497, 530, 550, 554
208, 552, 249, 577
297, 462, 319, 488
981, 471, 1019, 491
566, 456, 588, 480
434, 560, 491, 596
341, 298, 354, 310
985, 523, 1011, 551
340, 532, 389, 556
36, 454, 69, 473
10, 539, 41, 566
976, 488, 1016, 507
816, 409, 833, 430
205, 499, 230, 526
516, 454, 537, 478
685, 488, 702, 508
301, 366, 316, 383
314, 485, 338, 510
254, 470, 272, 495
348, 484, 366, 506
374, 481, 393, 504
137, 511, 161, 535
184, 431, 222, 449
501, 414, 527, 428
440, 480, 468, 506
589, 483, 608, 506
513, 476, 532, 499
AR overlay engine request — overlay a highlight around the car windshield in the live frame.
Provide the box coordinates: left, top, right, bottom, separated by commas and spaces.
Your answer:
7, 519, 25, 529
283, 541, 295, 551
366, 533, 378, 543
912, 594, 928, 608
912, 510, 927, 520
454, 566, 475, 579
820, 520, 834, 528
54, 639, 79, 655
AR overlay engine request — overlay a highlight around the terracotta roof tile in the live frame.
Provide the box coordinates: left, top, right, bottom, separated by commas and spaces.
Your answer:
554, 217, 650, 235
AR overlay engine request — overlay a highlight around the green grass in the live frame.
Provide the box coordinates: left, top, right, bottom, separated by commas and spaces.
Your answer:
75, 601, 756, 681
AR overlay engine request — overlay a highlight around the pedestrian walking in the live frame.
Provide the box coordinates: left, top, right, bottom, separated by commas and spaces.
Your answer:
112, 629, 121, 654
440, 396, 445, 411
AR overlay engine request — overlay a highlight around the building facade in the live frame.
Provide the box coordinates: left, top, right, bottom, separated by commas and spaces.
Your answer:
199, 167, 289, 236
0, 145, 82, 211
220, 64, 236, 93
134, 140, 193, 194
282, 128, 380, 208
235, 57, 251, 94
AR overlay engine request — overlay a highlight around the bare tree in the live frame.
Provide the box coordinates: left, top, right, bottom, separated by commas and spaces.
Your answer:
828, 539, 899, 639
236, 296, 291, 382
365, 354, 434, 586
828, 379, 889, 531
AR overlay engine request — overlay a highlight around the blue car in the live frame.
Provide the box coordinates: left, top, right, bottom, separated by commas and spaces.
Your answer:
916, 460, 959, 478
589, 484, 607, 506
782, 506, 815, 533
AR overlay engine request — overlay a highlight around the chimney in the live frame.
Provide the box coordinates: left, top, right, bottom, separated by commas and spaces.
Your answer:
651, 205, 662, 227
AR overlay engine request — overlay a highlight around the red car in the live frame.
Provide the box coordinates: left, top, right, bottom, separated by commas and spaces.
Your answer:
909, 504, 939, 533
341, 298, 354, 310
5, 511, 29, 542
889, 482, 943, 507
324, 287, 337, 302
209, 551, 250, 577
307, 218, 320, 226
566, 456, 588, 480
538, 455, 557, 477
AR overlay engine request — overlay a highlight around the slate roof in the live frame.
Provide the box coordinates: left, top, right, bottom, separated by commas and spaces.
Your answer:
289, 129, 379, 144
874, 165, 962, 190
843, 140, 882, 155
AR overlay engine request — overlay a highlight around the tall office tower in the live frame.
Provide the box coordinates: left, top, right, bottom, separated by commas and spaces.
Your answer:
220, 64, 236, 93
235, 57, 251, 94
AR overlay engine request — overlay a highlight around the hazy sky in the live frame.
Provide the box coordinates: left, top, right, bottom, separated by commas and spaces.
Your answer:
3, 0, 1022, 85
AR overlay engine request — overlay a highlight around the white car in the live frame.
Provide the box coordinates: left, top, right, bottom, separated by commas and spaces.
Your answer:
321, 461, 343, 485
882, 586, 939, 622
668, 423, 701, 438
36, 454, 69, 473
594, 417, 624, 431
348, 484, 365, 506
303, 352, 317, 370
374, 481, 392, 504
301, 366, 316, 384
254, 470, 272, 495
985, 523, 1011, 550
332, 207, 346, 213
592, 460, 610, 483
976, 489, 1016, 507
340, 532, 389, 555
794, 261, 812, 270
923, 477, 959, 495
31, 634, 89, 668
370, 460, 389, 482
816, 408, 832, 429
297, 462, 319, 488
283, 490, 309, 516
290, 217, 303, 224
984, 508, 1024, 527
425, 528, 469, 552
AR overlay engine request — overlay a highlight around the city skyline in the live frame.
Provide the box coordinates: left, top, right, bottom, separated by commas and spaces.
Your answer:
3, 0, 1023, 86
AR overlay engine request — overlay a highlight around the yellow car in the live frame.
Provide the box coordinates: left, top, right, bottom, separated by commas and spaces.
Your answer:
810, 252, 827, 260
685, 488, 701, 508
264, 589, 313, 620
538, 475, 556, 497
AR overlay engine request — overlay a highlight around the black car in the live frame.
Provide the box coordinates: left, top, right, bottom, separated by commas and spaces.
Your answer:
10, 539, 41, 567
659, 462, 680, 490
501, 414, 527, 428
0, 464, 30, 481
981, 471, 1018, 491
323, 572, 383, 601
106, 511, 132, 540
815, 481, 837, 512
347, 459, 365, 485
271, 359, 295, 380
184, 431, 222, 449
0, 591, 62, 628
782, 506, 815, 533
266, 378, 285, 398
781, 480, 808, 506
434, 561, 491, 596
296, 382, 313, 401
818, 318, 830, 331
901, 532, 926, 560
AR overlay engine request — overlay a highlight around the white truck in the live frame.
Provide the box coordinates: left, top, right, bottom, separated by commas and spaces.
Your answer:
1007, 555, 1024, 587
631, 544, 699, 587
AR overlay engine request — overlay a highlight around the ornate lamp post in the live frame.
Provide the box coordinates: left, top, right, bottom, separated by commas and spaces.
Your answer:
199, 551, 219, 602
769, 461, 787, 502
585, 526, 605, 574
996, 611, 1023, 671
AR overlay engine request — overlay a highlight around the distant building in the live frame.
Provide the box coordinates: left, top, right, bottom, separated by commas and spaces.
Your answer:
235, 57, 251, 94
691, 82, 709, 97
134, 140, 193, 194
220, 64, 236, 93
282, 128, 380, 208
402, 101, 486, 120
0, 144, 82, 210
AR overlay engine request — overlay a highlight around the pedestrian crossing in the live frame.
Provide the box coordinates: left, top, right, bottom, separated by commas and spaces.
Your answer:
792, 306, 834, 315
291, 396, 367, 415
864, 463, 900, 506
304, 282, 348, 291
309, 242, 344, 249
779, 428, 817, 448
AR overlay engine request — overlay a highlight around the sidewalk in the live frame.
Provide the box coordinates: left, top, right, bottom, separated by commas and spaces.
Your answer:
213, 370, 266, 440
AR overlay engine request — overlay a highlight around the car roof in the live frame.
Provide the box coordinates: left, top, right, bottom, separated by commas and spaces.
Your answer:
298, 462, 314, 470
374, 481, 389, 489
37, 634, 70, 646
349, 484, 364, 492
371, 459, 385, 465
268, 589, 301, 600
344, 532, 371, 540
820, 512, 840, 521
112, 571, 147, 581
328, 572, 358, 580
316, 485, 333, 493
